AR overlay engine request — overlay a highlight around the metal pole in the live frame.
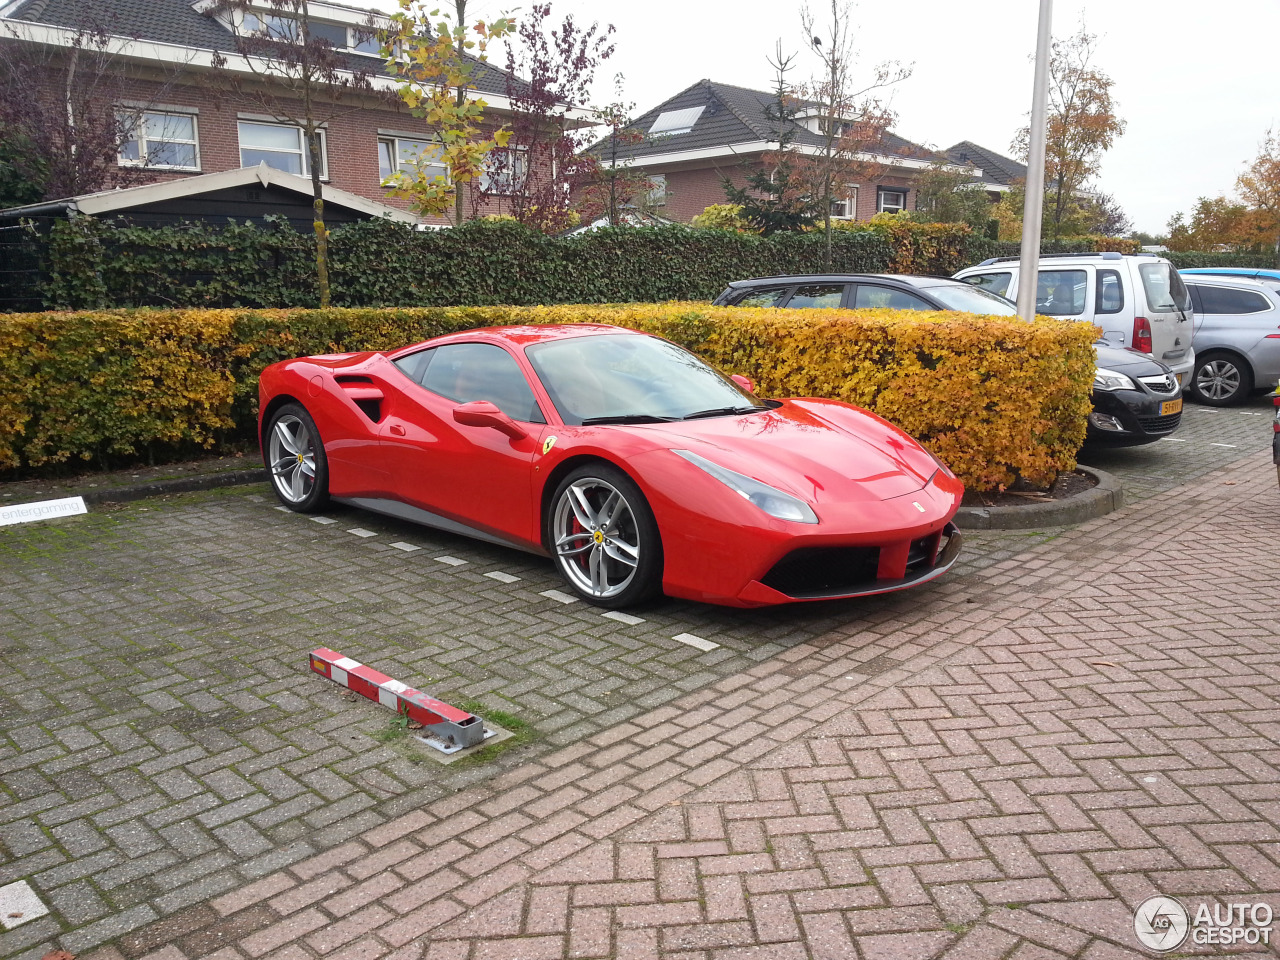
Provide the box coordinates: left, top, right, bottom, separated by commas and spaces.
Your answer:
1017, 0, 1053, 323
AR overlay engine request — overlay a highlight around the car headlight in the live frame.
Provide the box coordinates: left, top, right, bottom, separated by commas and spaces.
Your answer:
1093, 368, 1137, 391
673, 449, 818, 523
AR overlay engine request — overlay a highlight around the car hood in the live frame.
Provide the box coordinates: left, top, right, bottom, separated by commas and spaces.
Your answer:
630, 399, 938, 504
1094, 341, 1172, 377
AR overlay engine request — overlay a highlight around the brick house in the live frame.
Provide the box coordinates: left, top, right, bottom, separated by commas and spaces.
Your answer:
598, 79, 1022, 225
0, 0, 564, 224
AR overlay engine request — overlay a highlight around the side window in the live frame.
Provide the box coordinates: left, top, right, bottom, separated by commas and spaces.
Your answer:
1095, 269, 1124, 315
1187, 285, 1205, 313
393, 347, 435, 384
853, 285, 931, 310
786, 284, 845, 309
734, 286, 793, 308
1035, 269, 1087, 315
961, 272, 1012, 297
1196, 285, 1271, 314
419, 342, 545, 423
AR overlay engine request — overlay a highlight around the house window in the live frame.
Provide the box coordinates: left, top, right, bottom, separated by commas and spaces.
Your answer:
646, 174, 667, 206
118, 110, 200, 170
241, 11, 299, 40
830, 185, 858, 219
238, 121, 326, 178
351, 27, 382, 55
877, 187, 908, 214
876, 187, 908, 213
648, 106, 704, 136
378, 136, 447, 183
479, 148, 528, 195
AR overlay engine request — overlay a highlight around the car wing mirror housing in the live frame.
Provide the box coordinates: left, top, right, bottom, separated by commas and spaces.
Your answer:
452, 400, 528, 440
731, 374, 756, 393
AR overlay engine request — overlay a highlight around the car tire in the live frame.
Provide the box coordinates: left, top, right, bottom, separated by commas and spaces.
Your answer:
1189, 351, 1253, 407
547, 463, 663, 608
265, 402, 330, 512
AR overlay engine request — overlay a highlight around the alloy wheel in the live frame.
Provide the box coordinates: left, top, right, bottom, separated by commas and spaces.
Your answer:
268, 414, 318, 504
552, 478, 641, 599
1195, 359, 1242, 402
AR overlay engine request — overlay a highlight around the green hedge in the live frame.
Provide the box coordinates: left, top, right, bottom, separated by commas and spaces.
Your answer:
11, 216, 1270, 313
1159, 250, 1280, 269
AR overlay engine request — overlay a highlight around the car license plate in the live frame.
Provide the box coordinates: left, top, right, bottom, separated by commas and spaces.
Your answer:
1161, 398, 1183, 416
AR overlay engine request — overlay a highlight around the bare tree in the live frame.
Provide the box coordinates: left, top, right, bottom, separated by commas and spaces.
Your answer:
798, 0, 911, 268
209, 0, 388, 306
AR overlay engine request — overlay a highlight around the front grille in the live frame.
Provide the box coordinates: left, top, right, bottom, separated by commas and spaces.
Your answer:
1137, 411, 1182, 434
761, 546, 880, 598
1138, 374, 1177, 395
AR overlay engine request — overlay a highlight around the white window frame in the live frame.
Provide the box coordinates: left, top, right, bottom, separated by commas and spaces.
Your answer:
117, 108, 201, 171
877, 187, 908, 214
378, 134, 447, 184
238, 120, 328, 179
830, 184, 859, 220
479, 147, 529, 196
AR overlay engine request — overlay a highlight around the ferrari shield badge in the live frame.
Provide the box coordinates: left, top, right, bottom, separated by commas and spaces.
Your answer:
542, 436, 557, 455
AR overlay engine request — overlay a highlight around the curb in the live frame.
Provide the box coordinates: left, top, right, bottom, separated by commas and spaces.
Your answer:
72, 468, 267, 506
954, 466, 1123, 530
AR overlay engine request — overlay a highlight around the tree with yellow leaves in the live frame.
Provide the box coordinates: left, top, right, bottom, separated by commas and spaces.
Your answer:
383, 0, 515, 225
1237, 128, 1280, 251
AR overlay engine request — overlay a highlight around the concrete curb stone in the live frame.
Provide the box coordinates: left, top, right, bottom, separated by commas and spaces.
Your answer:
954, 466, 1122, 530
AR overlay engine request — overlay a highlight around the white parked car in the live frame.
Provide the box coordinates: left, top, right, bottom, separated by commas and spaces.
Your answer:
954, 253, 1196, 388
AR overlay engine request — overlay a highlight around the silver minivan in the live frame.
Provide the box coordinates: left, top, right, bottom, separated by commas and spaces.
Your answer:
954, 253, 1196, 387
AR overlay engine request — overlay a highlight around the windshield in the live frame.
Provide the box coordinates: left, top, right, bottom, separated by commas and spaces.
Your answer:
1139, 261, 1193, 314
923, 283, 1019, 316
526, 334, 765, 425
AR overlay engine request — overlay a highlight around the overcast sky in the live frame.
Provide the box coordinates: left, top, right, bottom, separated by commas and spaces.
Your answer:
370, 0, 1280, 234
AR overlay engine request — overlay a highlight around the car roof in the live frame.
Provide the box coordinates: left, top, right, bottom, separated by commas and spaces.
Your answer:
724, 274, 962, 289
388, 323, 639, 358
1179, 267, 1280, 279
1177, 275, 1273, 290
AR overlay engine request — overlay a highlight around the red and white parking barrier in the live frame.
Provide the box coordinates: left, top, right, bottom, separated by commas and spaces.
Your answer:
310, 648, 487, 753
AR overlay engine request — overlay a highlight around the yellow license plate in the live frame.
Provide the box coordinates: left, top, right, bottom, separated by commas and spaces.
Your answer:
1161, 398, 1183, 416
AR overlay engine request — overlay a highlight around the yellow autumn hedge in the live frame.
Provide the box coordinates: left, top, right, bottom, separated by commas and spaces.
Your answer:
0, 304, 1096, 491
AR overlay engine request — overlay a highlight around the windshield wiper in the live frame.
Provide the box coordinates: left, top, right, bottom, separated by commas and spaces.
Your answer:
579, 414, 680, 425
681, 406, 761, 421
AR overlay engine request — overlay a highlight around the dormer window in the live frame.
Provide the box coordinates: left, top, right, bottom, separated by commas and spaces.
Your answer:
648, 106, 704, 136
235, 9, 385, 54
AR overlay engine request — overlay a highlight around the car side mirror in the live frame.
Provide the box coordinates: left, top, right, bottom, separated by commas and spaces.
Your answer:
452, 400, 528, 440
731, 374, 756, 393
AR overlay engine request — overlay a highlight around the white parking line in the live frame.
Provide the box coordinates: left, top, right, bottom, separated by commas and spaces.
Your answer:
390, 542, 421, 552
347, 528, 377, 538
435, 556, 467, 566
1159, 437, 1187, 442
673, 632, 719, 652
311, 516, 338, 524
274, 505, 292, 512
0, 880, 49, 930
485, 571, 521, 583
603, 610, 645, 625
1210, 443, 1237, 448
540, 589, 579, 604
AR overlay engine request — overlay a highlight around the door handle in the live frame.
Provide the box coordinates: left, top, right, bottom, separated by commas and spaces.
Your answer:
389, 424, 406, 437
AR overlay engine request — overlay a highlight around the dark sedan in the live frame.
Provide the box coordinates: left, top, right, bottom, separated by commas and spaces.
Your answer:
713, 274, 1183, 446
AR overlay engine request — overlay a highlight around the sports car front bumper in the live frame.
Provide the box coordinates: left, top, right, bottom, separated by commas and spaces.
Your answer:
733, 522, 963, 605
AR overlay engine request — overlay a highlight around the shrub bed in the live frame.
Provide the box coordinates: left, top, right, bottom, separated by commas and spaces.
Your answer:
0, 304, 1095, 491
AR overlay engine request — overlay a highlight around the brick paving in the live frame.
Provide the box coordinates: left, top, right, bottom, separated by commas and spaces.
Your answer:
2, 398, 1278, 958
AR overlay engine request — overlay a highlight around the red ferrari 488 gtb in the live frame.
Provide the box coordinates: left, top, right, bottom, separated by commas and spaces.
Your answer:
258, 324, 962, 608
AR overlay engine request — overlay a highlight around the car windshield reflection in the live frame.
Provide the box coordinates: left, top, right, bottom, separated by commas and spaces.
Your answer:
526, 334, 766, 426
